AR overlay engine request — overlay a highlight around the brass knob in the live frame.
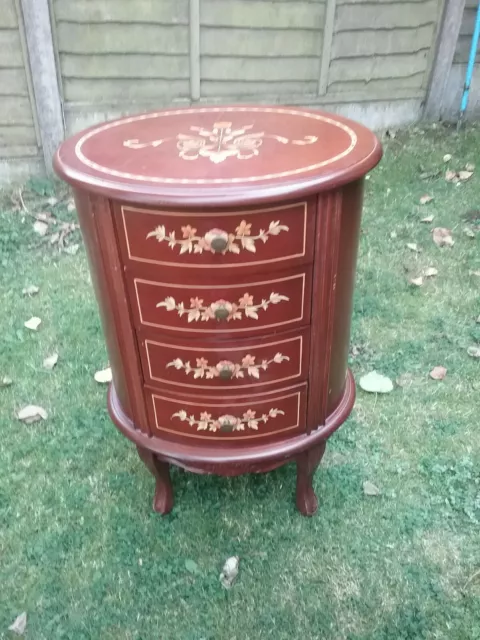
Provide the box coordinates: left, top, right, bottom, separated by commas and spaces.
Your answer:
219, 367, 233, 380
205, 229, 229, 253
214, 306, 230, 321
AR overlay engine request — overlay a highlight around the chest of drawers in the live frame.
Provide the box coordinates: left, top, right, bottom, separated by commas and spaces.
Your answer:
54, 106, 382, 516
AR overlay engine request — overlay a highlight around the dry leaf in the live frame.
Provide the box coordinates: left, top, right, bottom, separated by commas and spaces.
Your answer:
445, 169, 457, 182
22, 285, 39, 296
423, 267, 438, 277
419, 195, 434, 205
432, 227, 454, 247
33, 220, 48, 236
43, 353, 58, 370
469, 270, 480, 277
24, 317, 41, 331
67, 199, 76, 213
47, 196, 58, 207
430, 366, 447, 380
420, 214, 434, 223
390, 231, 397, 239
443, 154, 452, 163
35, 211, 55, 224
8, 612, 27, 635
17, 405, 47, 424
94, 367, 112, 384
363, 480, 381, 496
465, 163, 475, 172
220, 556, 239, 589
1, 376, 13, 387
49, 232, 60, 245
406, 243, 420, 252
464, 228, 476, 238
64, 243, 79, 255
359, 371, 394, 394
476, 315, 480, 324
467, 346, 480, 358
458, 170, 473, 182
409, 276, 423, 286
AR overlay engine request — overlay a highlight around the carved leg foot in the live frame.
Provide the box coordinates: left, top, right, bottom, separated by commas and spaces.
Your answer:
136, 446, 174, 515
295, 441, 327, 516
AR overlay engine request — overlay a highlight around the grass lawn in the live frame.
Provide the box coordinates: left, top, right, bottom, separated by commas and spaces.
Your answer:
1, 123, 480, 640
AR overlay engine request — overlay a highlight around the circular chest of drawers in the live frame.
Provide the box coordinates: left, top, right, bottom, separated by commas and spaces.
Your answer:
54, 106, 382, 516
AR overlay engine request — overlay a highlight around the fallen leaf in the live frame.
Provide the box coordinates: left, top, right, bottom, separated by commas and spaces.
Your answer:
22, 285, 39, 296
390, 231, 397, 239
420, 214, 434, 223
64, 243, 79, 255
24, 317, 41, 331
406, 242, 420, 252
464, 228, 476, 238
94, 367, 112, 384
423, 267, 438, 277
33, 220, 48, 236
220, 556, 239, 589
458, 170, 473, 182
443, 154, 452, 163
43, 353, 58, 370
469, 270, 480, 277
419, 195, 434, 205
445, 169, 457, 183
465, 163, 475, 172
17, 405, 47, 424
419, 169, 441, 180
409, 276, 423, 286
359, 371, 394, 394
430, 366, 447, 380
35, 211, 55, 224
1, 376, 13, 387
432, 227, 454, 247
476, 315, 480, 324
49, 232, 60, 245
67, 199, 76, 213
47, 196, 58, 207
185, 559, 200, 574
467, 346, 480, 358
363, 480, 381, 496
8, 612, 27, 635
385, 129, 397, 139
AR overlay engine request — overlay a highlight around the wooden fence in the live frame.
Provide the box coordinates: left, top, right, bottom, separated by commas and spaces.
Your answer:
1, 0, 478, 182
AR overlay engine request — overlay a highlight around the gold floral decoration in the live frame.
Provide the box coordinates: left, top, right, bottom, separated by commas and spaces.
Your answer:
156, 292, 289, 322
171, 408, 285, 432
146, 220, 289, 255
167, 352, 290, 379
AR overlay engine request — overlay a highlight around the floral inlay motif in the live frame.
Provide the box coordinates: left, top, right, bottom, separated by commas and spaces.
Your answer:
167, 352, 290, 379
171, 408, 285, 432
124, 121, 318, 164
146, 220, 288, 255
156, 292, 289, 322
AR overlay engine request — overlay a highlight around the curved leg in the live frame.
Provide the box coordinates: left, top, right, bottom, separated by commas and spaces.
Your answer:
295, 441, 326, 516
136, 446, 174, 515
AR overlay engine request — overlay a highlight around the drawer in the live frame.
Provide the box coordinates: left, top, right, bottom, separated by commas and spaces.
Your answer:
128, 267, 312, 336
115, 201, 315, 272
139, 328, 310, 391
145, 383, 307, 442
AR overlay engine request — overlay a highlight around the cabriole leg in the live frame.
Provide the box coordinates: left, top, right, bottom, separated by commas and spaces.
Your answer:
136, 446, 174, 515
295, 441, 327, 516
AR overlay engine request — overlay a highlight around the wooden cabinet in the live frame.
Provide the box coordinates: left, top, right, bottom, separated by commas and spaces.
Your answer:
54, 106, 382, 516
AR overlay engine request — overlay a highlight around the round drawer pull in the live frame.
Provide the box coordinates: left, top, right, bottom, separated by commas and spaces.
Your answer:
218, 366, 234, 380
214, 305, 230, 321
205, 229, 229, 253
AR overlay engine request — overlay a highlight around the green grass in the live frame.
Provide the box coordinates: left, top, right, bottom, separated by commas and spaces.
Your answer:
1, 123, 480, 639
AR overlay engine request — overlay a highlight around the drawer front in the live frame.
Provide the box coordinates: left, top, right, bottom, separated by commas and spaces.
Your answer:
140, 328, 310, 391
129, 268, 312, 336
116, 201, 314, 271
146, 384, 307, 442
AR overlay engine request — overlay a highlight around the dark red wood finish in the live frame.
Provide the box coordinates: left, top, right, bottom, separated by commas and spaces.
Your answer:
55, 105, 382, 516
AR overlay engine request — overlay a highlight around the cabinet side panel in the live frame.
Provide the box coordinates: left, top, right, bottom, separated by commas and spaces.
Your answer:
73, 189, 149, 433
326, 179, 364, 415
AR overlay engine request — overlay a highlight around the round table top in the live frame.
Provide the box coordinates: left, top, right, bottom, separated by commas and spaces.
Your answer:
54, 105, 382, 207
